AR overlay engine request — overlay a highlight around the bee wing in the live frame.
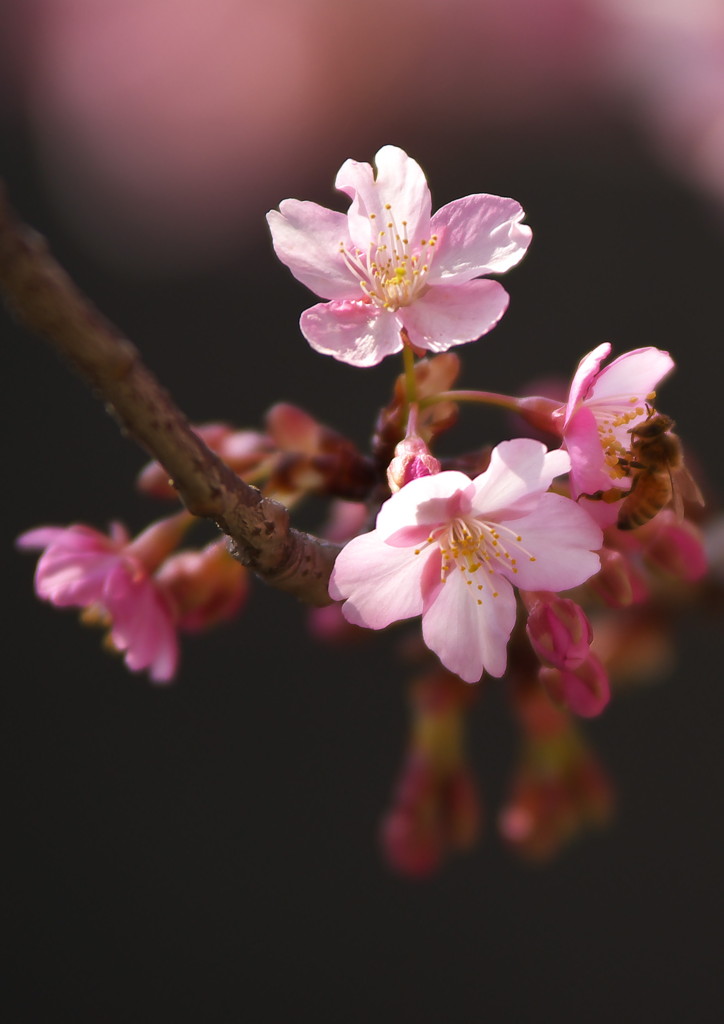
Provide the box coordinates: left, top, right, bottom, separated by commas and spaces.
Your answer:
673, 463, 705, 513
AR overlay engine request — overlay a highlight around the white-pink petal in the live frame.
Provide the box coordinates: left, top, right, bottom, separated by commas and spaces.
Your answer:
266, 201, 356, 301
471, 439, 570, 519
335, 145, 432, 253
590, 346, 674, 402
422, 569, 517, 682
565, 406, 621, 497
430, 194, 532, 283
499, 493, 602, 592
300, 300, 404, 367
376, 471, 474, 541
564, 342, 611, 423
400, 279, 509, 354
330, 530, 433, 629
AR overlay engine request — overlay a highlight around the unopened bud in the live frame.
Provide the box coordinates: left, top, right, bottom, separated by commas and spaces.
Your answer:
644, 512, 707, 582
539, 653, 611, 718
525, 593, 592, 670
387, 436, 440, 492
157, 541, 249, 632
591, 547, 647, 607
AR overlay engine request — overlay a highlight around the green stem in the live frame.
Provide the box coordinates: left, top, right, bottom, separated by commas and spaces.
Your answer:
402, 344, 418, 405
419, 389, 524, 412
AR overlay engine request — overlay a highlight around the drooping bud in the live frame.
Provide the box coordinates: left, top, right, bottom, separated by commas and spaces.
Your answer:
643, 512, 708, 582
499, 730, 614, 860
379, 670, 481, 876
591, 547, 648, 607
502, 676, 614, 859
524, 592, 592, 670
539, 653, 611, 718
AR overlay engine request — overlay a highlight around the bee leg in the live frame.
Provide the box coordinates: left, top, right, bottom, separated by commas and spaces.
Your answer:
578, 487, 626, 505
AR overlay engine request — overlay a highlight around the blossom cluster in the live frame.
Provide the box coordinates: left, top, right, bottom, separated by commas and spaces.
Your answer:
18, 146, 709, 872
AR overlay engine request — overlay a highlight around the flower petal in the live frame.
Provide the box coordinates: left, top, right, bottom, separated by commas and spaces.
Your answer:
33, 549, 121, 606
422, 569, 516, 682
498, 493, 602, 592
106, 569, 178, 683
430, 194, 532, 283
300, 300, 404, 366
564, 343, 611, 424
376, 471, 474, 542
335, 145, 432, 252
400, 280, 510, 354
590, 347, 674, 403
267, 201, 356, 300
564, 406, 622, 497
330, 530, 432, 628
471, 439, 570, 519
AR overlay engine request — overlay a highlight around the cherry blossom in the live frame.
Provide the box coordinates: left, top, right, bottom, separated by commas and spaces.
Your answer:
554, 342, 675, 509
267, 146, 531, 367
17, 520, 181, 682
330, 439, 602, 683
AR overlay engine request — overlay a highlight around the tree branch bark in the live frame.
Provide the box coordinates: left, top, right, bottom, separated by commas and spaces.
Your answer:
0, 184, 338, 605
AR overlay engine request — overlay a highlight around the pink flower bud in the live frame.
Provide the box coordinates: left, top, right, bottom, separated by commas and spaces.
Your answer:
266, 403, 320, 453
386, 435, 441, 492
591, 547, 648, 607
525, 593, 592, 670
643, 512, 708, 582
499, 728, 613, 861
156, 540, 249, 632
137, 424, 272, 498
380, 753, 481, 878
539, 653, 611, 718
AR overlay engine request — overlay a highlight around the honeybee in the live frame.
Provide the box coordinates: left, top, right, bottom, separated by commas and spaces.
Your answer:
616, 413, 703, 530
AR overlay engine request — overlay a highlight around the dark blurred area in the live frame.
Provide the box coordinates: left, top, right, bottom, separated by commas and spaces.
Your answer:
2, 2, 724, 1021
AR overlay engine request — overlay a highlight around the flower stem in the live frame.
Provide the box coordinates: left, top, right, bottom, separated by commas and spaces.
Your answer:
402, 343, 418, 406
419, 390, 562, 435
420, 389, 522, 412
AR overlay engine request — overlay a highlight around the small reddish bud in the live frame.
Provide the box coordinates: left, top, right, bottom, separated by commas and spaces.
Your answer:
591, 547, 648, 607
137, 424, 272, 498
539, 653, 611, 718
387, 435, 441, 492
157, 540, 249, 632
643, 512, 708, 582
380, 670, 481, 877
525, 593, 593, 670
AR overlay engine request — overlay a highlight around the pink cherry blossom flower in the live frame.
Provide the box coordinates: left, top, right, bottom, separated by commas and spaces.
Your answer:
330, 439, 602, 683
555, 343, 675, 510
17, 521, 180, 682
267, 145, 531, 367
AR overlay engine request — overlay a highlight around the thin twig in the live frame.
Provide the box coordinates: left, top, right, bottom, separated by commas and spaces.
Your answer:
0, 184, 338, 605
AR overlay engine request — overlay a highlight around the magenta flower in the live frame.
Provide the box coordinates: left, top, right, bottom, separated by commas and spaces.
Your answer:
267, 145, 531, 367
17, 522, 179, 683
330, 439, 602, 683
555, 342, 675, 503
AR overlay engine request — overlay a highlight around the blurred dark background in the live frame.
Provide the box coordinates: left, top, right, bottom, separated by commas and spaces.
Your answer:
2, 2, 724, 1021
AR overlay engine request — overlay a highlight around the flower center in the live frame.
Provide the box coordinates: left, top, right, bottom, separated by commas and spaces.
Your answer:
340, 204, 437, 312
588, 391, 657, 479
415, 516, 537, 605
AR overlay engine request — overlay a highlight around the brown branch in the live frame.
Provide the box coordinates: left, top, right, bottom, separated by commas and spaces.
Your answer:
0, 184, 338, 605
